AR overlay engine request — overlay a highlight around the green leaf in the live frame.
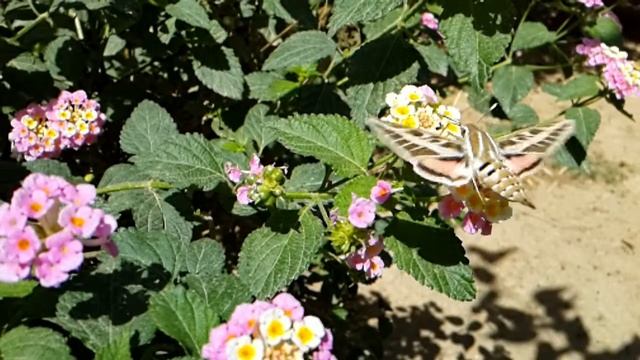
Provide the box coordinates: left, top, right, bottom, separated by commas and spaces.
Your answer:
586, 15, 622, 46
238, 212, 324, 298
0, 280, 37, 298
245, 71, 299, 101
263, 0, 314, 25
132, 133, 244, 191
333, 175, 377, 216
44, 36, 85, 85
414, 43, 449, 76
327, 0, 402, 36
95, 328, 132, 360
23, 159, 77, 181
183, 238, 225, 277
7, 52, 47, 72
441, 0, 514, 87
237, 104, 277, 153
507, 103, 539, 127
100, 165, 193, 241
542, 75, 600, 101
0, 326, 73, 360
345, 62, 419, 126
103, 34, 126, 57
492, 65, 534, 113
114, 229, 186, 276
193, 47, 244, 100
566, 107, 600, 148
120, 100, 179, 155
149, 286, 216, 355
511, 21, 556, 51
268, 114, 373, 177
185, 273, 252, 320
166, 0, 227, 42
262, 31, 336, 71
384, 216, 475, 301
285, 163, 326, 192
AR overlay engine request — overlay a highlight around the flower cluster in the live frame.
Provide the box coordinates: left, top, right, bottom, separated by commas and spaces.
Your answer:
438, 183, 512, 236
577, 0, 603, 8
381, 85, 463, 139
576, 38, 640, 99
8, 90, 106, 161
330, 180, 393, 279
225, 155, 286, 207
0, 173, 117, 287
202, 293, 334, 360
421, 12, 439, 31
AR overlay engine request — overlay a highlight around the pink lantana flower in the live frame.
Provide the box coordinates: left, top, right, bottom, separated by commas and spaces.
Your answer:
348, 195, 376, 229
5, 226, 41, 264
62, 183, 96, 207
236, 185, 252, 205
228, 300, 274, 336
346, 235, 385, 279
421, 12, 439, 30
249, 154, 264, 176
462, 212, 492, 235
224, 163, 243, 183
419, 85, 439, 104
370, 180, 392, 204
0, 204, 27, 236
312, 329, 336, 360
578, 0, 604, 8
58, 206, 103, 238
272, 292, 304, 321
438, 194, 465, 219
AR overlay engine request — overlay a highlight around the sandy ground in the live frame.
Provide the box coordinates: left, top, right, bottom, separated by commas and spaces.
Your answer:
361, 91, 640, 359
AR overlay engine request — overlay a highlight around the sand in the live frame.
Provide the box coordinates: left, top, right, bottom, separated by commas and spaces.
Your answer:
361, 91, 640, 359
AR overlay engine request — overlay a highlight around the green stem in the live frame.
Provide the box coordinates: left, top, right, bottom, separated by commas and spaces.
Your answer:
96, 180, 173, 195
508, 0, 537, 59
284, 191, 333, 201
10, 12, 49, 42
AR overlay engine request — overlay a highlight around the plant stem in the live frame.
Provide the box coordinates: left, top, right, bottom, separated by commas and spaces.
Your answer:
96, 180, 173, 195
284, 192, 333, 201
10, 11, 49, 43
508, 0, 537, 59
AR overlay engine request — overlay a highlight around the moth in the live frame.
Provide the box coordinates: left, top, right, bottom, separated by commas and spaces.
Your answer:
366, 117, 575, 208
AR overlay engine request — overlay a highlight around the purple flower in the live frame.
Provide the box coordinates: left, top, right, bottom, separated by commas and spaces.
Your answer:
578, 0, 604, 8
438, 194, 464, 219
370, 180, 392, 204
462, 212, 492, 235
249, 154, 264, 176
272, 292, 304, 321
224, 162, 243, 183
421, 12, 439, 30
346, 235, 385, 279
348, 195, 376, 229
228, 300, 274, 336
236, 185, 252, 205
58, 206, 103, 238
418, 85, 439, 104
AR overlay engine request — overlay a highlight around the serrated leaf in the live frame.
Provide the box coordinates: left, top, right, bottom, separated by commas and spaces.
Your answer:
542, 75, 600, 101
384, 217, 475, 301
193, 47, 244, 100
245, 71, 299, 101
334, 175, 377, 216
507, 103, 538, 127
414, 43, 449, 76
362, 8, 404, 40
263, 31, 336, 71
0, 326, 73, 360
7, 52, 47, 72
149, 286, 216, 355
348, 35, 418, 84
24, 159, 77, 181
0, 280, 37, 298
511, 21, 556, 51
103, 34, 126, 57
263, 0, 314, 25
492, 65, 534, 113
95, 328, 132, 360
44, 36, 85, 85
120, 100, 179, 155
268, 114, 373, 177
114, 229, 186, 276
132, 133, 244, 191
238, 212, 324, 298
237, 104, 277, 153
327, 0, 402, 36
166, 0, 227, 42
441, 0, 514, 88
185, 273, 252, 320
285, 163, 326, 192
183, 238, 225, 277
345, 62, 419, 126
566, 107, 600, 149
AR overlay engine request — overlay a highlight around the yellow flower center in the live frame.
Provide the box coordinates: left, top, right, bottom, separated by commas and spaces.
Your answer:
17, 238, 31, 251
407, 92, 421, 102
71, 216, 85, 228
296, 326, 314, 345
267, 320, 286, 340
237, 344, 256, 360
29, 202, 43, 213
395, 106, 410, 116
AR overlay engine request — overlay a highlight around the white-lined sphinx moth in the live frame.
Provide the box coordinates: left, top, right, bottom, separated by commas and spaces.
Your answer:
366, 117, 575, 208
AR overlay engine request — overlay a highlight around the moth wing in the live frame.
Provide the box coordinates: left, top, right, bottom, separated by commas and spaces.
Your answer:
497, 120, 575, 176
366, 117, 472, 186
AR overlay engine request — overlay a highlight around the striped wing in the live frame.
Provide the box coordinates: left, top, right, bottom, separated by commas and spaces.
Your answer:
497, 120, 575, 177
366, 117, 472, 186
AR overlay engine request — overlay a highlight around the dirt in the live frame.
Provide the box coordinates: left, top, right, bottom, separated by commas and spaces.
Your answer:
361, 91, 640, 359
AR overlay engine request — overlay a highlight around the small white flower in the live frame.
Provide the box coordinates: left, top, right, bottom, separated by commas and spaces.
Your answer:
390, 104, 415, 120
226, 335, 265, 360
385, 92, 409, 108
291, 316, 325, 352
436, 105, 461, 122
258, 308, 292, 346
400, 85, 423, 103
602, 44, 627, 60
